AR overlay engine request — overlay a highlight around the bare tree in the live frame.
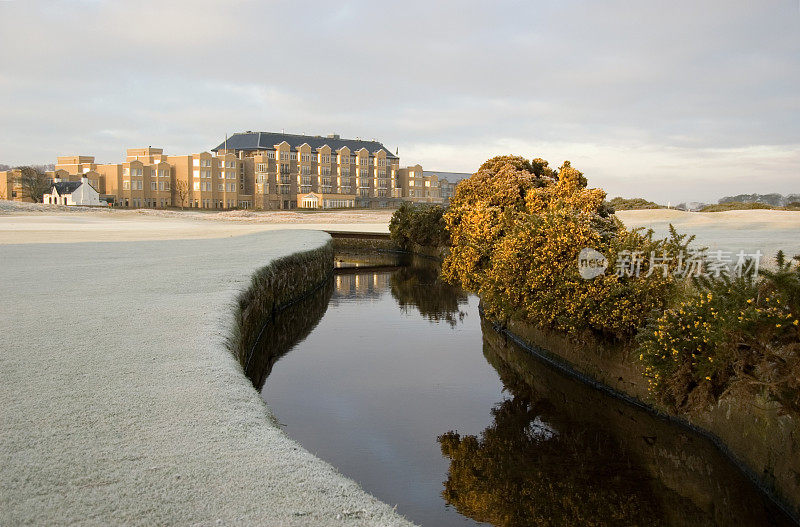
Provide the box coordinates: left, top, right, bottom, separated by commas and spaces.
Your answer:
14, 166, 52, 203
174, 180, 189, 210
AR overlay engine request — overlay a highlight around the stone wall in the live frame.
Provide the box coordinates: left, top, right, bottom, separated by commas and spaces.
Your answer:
498, 317, 800, 520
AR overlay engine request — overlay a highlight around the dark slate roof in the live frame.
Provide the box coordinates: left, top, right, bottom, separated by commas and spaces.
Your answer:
49, 181, 82, 195
423, 171, 472, 183
212, 132, 398, 159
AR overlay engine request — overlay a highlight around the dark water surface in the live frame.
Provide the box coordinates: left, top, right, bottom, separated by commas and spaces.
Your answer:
246, 253, 794, 527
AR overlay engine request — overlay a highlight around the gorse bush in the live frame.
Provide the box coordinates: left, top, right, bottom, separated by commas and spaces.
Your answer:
445, 154, 800, 417
639, 252, 800, 414
443, 155, 683, 339
699, 201, 777, 212
606, 196, 665, 210
389, 202, 449, 249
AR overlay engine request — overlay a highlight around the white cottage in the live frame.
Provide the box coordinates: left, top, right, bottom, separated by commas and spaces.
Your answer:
43, 177, 101, 206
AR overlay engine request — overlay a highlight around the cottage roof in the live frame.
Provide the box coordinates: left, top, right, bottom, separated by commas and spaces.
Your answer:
48, 181, 82, 195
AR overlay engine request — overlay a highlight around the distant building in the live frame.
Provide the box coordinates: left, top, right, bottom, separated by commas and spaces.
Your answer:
395, 165, 442, 204
18, 131, 462, 210
0, 169, 33, 202
213, 131, 407, 209
423, 171, 471, 205
675, 201, 708, 212
43, 176, 101, 206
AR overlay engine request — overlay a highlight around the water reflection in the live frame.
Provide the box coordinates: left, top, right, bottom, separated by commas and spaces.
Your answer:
237, 253, 794, 526
236, 278, 333, 390
389, 256, 468, 326
437, 322, 795, 527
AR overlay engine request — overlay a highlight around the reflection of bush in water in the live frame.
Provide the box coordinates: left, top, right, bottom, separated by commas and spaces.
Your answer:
389, 256, 468, 326
438, 358, 667, 527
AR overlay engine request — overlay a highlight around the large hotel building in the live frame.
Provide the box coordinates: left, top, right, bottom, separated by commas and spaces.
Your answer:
1, 131, 468, 210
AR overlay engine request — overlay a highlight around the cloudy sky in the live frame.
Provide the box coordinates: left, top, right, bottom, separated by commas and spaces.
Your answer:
0, 0, 797, 203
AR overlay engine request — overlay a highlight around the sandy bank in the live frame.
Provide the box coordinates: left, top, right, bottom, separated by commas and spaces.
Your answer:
616, 209, 800, 261
0, 230, 412, 526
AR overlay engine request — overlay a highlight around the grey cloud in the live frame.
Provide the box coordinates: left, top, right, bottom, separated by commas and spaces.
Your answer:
0, 0, 797, 203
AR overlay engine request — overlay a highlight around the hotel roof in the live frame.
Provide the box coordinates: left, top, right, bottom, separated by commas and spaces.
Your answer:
423, 171, 472, 183
212, 132, 398, 158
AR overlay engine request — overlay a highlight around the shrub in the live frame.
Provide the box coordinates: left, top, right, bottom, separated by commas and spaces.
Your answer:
638, 252, 800, 414
699, 202, 777, 212
389, 202, 449, 249
443, 155, 685, 339
606, 196, 665, 210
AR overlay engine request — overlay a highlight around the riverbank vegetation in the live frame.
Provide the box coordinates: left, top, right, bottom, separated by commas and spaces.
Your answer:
391, 155, 800, 419
700, 201, 800, 212
388, 202, 449, 250
638, 252, 800, 414
228, 242, 334, 375
606, 196, 665, 210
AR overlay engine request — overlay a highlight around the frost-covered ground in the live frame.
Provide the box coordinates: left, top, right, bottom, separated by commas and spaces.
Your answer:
0, 203, 390, 245
0, 228, 413, 526
0, 200, 394, 223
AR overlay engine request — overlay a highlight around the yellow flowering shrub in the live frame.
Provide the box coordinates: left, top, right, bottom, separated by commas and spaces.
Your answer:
639, 258, 800, 413
443, 155, 677, 338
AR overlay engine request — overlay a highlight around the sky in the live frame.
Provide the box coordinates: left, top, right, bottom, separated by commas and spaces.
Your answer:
0, 0, 797, 203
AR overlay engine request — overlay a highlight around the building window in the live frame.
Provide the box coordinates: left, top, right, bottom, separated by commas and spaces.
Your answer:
123, 181, 130, 190
257, 163, 267, 173
218, 183, 224, 191
194, 181, 200, 191
302, 166, 311, 175
151, 182, 157, 190
267, 151, 275, 159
